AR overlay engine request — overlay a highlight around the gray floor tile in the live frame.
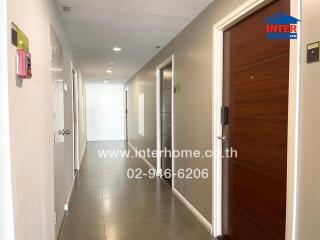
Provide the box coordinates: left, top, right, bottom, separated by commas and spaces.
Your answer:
58, 141, 211, 240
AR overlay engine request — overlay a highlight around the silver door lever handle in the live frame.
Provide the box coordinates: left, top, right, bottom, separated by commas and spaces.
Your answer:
217, 135, 228, 141
63, 129, 70, 135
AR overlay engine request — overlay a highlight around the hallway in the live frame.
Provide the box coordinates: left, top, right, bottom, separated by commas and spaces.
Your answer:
2, 0, 320, 240
58, 141, 211, 240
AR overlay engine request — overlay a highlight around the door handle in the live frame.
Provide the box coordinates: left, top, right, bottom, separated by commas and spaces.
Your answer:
57, 129, 70, 136
217, 135, 229, 141
63, 129, 70, 135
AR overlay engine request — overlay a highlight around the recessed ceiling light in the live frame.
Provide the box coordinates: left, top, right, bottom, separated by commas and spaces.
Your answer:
106, 69, 113, 74
155, 45, 161, 49
62, 5, 71, 12
51, 68, 64, 72
109, 62, 114, 65
113, 47, 122, 52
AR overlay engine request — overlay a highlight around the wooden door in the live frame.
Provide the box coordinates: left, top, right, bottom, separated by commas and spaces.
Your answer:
161, 63, 173, 185
221, 0, 290, 239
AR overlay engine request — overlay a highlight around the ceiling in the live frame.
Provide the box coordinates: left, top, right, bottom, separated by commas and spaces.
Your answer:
56, 0, 213, 83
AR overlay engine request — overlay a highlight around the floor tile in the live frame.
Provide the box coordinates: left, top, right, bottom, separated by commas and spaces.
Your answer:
58, 141, 211, 240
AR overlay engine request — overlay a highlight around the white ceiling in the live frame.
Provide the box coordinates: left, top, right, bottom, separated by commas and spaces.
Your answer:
56, 0, 213, 83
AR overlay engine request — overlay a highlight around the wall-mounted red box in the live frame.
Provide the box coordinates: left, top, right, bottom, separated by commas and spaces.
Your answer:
16, 49, 32, 79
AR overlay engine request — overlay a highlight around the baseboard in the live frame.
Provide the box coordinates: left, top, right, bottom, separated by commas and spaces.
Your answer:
64, 143, 87, 211
64, 176, 75, 212
127, 142, 212, 234
127, 142, 156, 170
79, 142, 87, 166
172, 187, 212, 234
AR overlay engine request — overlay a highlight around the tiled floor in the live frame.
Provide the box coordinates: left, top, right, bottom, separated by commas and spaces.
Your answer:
58, 141, 212, 240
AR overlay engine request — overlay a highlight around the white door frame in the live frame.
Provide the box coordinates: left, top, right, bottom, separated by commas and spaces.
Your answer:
211, 0, 301, 239
0, 0, 15, 238
156, 55, 175, 186
71, 64, 79, 173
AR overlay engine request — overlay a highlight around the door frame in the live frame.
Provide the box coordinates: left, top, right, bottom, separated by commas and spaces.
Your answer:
211, 0, 301, 239
124, 88, 128, 141
71, 64, 80, 173
156, 55, 175, 186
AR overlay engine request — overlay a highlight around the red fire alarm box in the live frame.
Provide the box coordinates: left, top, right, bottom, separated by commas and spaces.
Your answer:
16, 49, 32, 79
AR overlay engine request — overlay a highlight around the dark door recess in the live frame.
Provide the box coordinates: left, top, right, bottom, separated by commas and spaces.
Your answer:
160, 63, 173, 186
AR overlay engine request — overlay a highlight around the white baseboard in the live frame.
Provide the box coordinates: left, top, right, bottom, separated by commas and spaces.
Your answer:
79, 142, 87, 166
127, 142, 212, 234
64, 176, 75, 212
172, 187, 212, 234
127, 142, 156, 170
64, 143, 87, 211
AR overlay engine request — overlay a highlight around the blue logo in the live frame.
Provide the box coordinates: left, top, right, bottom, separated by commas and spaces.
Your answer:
264, 13, 300, 40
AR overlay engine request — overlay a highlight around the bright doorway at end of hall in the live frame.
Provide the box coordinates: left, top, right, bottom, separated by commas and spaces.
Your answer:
86, 83, 125, 141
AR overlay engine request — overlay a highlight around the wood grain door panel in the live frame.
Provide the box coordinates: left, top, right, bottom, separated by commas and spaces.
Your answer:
230, 1, 289, 69
233, 117, 287, 176
233, 55, 289, 118
233, 209, 284, 240
221, 0, 290, 239
233, 164, 287, 235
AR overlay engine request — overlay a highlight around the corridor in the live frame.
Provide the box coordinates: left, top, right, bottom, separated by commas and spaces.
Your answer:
58, 141, 211, 240
1, 0, 319, 240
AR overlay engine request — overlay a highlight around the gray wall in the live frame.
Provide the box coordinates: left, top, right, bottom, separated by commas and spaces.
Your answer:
126, 0, 248, 223
297, 0, 320, 239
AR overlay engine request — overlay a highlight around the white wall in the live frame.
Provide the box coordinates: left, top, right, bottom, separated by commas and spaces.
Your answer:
86, 83, 125, 141
0, 0, 15, 239
6, 0, 83, 239
7, 0, 54, 237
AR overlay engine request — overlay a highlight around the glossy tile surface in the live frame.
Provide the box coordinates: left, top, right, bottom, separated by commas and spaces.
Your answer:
58, 141, 212, 240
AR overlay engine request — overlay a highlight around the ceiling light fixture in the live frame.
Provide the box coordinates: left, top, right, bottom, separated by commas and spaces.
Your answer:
51, 68, 64, 72
104, 80, 108, 84
106, 69, 113, 74
113, 47, 122, 52
155, 45, 161, 49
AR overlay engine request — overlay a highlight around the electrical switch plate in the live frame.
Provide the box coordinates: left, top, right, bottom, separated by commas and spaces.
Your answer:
307, 42, 320, 63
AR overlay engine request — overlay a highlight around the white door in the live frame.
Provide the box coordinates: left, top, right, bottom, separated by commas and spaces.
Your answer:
51, 27, 66, 238
72, 69, 79, 173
